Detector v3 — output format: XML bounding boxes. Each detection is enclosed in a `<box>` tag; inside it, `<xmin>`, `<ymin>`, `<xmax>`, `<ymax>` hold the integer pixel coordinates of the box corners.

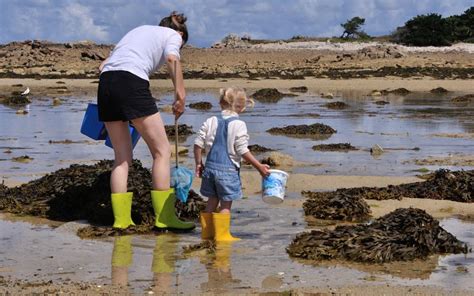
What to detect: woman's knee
<box><xmin>113</xmin><ymin>159</ymin><xmax>132</xmax><ymax>170</ymax></box>
<box><xmin>151</xmin><ymin>142</ymin><xmax>171</xmax><ymax>160</ymax></box>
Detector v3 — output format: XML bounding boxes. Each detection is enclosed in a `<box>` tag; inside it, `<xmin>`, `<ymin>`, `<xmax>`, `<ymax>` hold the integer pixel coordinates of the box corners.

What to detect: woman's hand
<box><xmin>172</xmin><ymin>98</ymin><xmax>185</xmax><ymax>119</ymax></box>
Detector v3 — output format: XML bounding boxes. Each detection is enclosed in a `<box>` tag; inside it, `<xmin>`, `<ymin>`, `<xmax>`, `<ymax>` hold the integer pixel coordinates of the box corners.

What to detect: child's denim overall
<box><xmin>200</xmin><ymin>116</ymin><xmax>242</xmax><ymax>201</ymax></box>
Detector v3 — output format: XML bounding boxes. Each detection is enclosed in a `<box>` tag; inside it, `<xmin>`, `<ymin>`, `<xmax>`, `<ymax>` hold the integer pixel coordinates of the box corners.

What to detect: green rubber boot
<box><xmin>111</xmin><ymin>192</ymin><xmax>136</xmax><ymax>229</ymax></box>
<box><xmin>111</xmin><ymin>235</ymin><xmax>133</xmax><ymax>267</ymax></box>
<box><xmin>151</xmin><ymin>189</ymin><xmax>195</xmax><ymax>230</ymax></box>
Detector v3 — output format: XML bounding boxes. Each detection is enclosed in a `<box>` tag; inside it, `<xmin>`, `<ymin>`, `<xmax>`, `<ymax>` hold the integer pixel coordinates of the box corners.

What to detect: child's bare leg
<box><xmin>205</xmin><ymin>197</ymin><xmax>219</xmax><ymax>213</ymax></box>
<box><xmin>219</xmin><ymin>201</ymin><xmax>232</xmax><ymax>213</ymax></box>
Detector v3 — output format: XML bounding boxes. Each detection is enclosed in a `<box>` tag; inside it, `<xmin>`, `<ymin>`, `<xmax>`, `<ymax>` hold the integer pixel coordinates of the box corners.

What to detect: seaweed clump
<box><xmin>250</xmin><ymin>88</ymin><xmax>296</xmax><ymax>103</ymax></box>
<box><xmin>381</xmin><ymin>88</ymin><xmax>410</xmax><ymax>95</ymax></box>
<box><xmin>302</xmin><ymin>191</ymin><xmax>371</xmax><ymax>222</ymax></box>
<box><xmin>302</xmin><ymin>169</ymin><xmax>473</xmax><ymax>203</ymax></box>
<box><xmin>165</xmin><ymin>124</ymin><xmax>194</xmax><ymax>137</ymax></box>
<box><xmin>267</xmin><ymin>123</ymin><xmax>336</xmax><ymax>137</ymax></box>
<box><xmin>189</xmin><ymin>101</ymin><xmax>213</xmax><ymax>110</ymax></box>
<box><xmin>324</xmin><ymin>101</ymin><xmax>348</xmax><ymax>109</ymax></box>
<box><xmin>0</xmin><ymin>160</ymin><xmax>206</xmax><ymax>237</ymax></box>
<box><xmin>248</xmin><ymin>144</ymin><xmax>274</xmax><ymax>153</ymax></box>
<box><xmin>451</xmin><ymin>94</ymin><xmax>473</xmax><ymax>103</ymax></box>
<box><xmin>312</xmin><ymin>143</ymin><xmax>357</xmax><ymax>152</ymax></box>
<box><xmin>289</xmin><ymin>86</ymin><xmax>308</xmax><ymax>93</ymax></box>
<box><xmin>287</xmin><ymin>208</ymin><xmax>468</xmax><ymax>263</ymax></box>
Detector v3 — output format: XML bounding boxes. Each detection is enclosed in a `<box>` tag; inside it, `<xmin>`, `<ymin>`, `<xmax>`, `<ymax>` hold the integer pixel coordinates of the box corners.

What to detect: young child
<box><xmin>194</xmin><ymin>87</ymin><xmax>270</xmax><ymax>242</ymax></box>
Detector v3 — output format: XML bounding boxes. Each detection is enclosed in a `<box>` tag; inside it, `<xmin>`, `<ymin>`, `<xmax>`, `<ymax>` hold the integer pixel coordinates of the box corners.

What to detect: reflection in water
<box><xmin>151</xmin><ymin>234</ymin><xmax>180</xmax><ymax>294</ymax></box>
<box><xmin>111</xmin><ymin>235</ymin><xmax>133</xmax><ymax>288</ymax></box>
<box><xmin>201</xmin><ymin>242</ymin><xmax>241</xmax><ymax>293</ymax></box>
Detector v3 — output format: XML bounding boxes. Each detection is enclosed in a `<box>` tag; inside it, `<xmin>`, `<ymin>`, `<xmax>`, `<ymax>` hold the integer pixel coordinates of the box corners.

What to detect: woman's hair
<box><xmin>159</xmin><ymin>11</ymin><xmax>189</xmax><ymax>45</ymax></box>
<box><xmin>219</xmin><ymin>87</ymin><xmax>254</xmax><ymax>113</ymax></box>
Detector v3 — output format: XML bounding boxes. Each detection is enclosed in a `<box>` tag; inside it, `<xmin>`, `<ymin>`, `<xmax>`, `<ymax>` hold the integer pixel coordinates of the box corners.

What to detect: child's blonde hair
<box><xmin>219</xmin><ymin>86</ymin><xmax>254</xmax><ymax>113</ymax></box>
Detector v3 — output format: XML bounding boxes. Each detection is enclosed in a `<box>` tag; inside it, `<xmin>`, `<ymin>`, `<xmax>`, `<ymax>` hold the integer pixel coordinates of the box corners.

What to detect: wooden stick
<box><xmin>174</xmin><ymin>60</ymin><xmax>179</xmax><ymax>168</ymax></box>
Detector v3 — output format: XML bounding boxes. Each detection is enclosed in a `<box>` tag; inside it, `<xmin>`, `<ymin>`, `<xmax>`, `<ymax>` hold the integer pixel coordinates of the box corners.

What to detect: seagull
<box><xmin>21</xmin><ymin>87</ymin><xmax>30</xmax><ymax>96</ymax></box>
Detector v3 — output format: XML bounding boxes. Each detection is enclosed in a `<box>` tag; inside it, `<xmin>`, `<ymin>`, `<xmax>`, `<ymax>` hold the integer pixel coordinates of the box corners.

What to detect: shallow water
<box><xmin>0</xmin><ymin>197</ymin><xmax>473</xmax><ymax>293</ymax></box>
<box><xmin>1</xmin><ymin>90</ymin><xmax>473</xmax><ymax>184</ymax></box>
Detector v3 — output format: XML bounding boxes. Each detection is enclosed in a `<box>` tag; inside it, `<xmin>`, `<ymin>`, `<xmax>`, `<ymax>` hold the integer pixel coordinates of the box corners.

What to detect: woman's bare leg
<box><xmin>104</xmin><ymin>121</ymin><xmax>133</xmax><ymax>193</ymax></box>
<box><xmin>132</xmin><ymin>113</ymin><xmax>171</xmax><ymax>190</ymax></box>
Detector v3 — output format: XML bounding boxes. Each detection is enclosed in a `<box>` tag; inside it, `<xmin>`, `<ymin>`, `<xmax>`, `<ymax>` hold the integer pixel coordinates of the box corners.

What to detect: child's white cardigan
<box><xmin>194</xmin><ymin>110</ymin><xmax>250</xmax><ymax>168</ymax></box>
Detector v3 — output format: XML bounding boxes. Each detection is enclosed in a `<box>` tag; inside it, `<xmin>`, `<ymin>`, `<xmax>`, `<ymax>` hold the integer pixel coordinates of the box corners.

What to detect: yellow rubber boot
<box><xmin>111</xmin><ymin>236</ymin><xmax>133</xmax><ymax>267</ymax></box>
<box><xmin>152</xmin><ymin>235</ymin><xmax>178</xmax><ymax>273</ymax></box>
<box><xmin>200</xmin><ymin>212</ymin><xmax>214</xmax><ymax>240</ymax></box>
<box><xmin>111</xmin><ymin>192</ymin><xmax>136</xmax><ymax>229</ymax></box>
<box><xmin>151</xmin><ymin>189</ymin><xmax>195</xmax><ymax>230</ymax></box>
<box><xmin>212</xmin><ymin>213</ymin><xmax>240</xmax><ymax>242</ymax></box>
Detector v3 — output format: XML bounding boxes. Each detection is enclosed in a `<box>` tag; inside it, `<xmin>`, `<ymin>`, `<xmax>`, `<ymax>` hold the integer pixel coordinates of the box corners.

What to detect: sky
<box><xmin>0</xmin><ymin>0</ymin><xmax>472</xmax><ymax>47</ymax></box>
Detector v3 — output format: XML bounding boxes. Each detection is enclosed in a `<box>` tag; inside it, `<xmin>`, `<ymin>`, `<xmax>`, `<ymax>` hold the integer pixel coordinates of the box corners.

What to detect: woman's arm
<box><xmin>166</xmin><ymin>55</ymin><xmax>185</xmax><ymax>119</ymax></box>
<box><xmin>99</xmin><ymin>57</ymin><xmax>109</xmax><ymax>72</ymax></box>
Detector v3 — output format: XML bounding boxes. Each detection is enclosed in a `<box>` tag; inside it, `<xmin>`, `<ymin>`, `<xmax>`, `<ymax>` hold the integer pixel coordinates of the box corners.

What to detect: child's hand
<box><xmin>259</xmin><ymin>164</ymin><xmax>270</xmax><ymax>178</ymax></box>
<box><xmin>195</xmin><ymin>164</ymin><xmax>204</xmax><ymax>178</ymax></box>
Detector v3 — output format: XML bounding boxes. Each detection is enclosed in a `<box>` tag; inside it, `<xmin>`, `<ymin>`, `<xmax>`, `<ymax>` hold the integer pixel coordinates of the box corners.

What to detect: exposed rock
<box><xmin>369</xmin><ymin>91</ymin><xmax>382</xmax><ymax>97</ymax></box>
<box><xmin>52</xmin><ymin>98</ymin><xmax>62</xmax><ymax>106</ymax></box>
<box><xmin>374</xmin><ymin>100</ymin><xmax>389</xmax><ymax>105</ymax></box>
<box><xmin>370</xmin><ymin>144</ymin><xmax>384</xmax><ymax>155</ymax></box>
<box><xmin>320</xmin><ymin>92</ymin><xmax>334</xmax><ymax>99</ymax></box>
<box><xmin>260</xmin><ymin>152</ymin><xmax>293</xmax><ymax>167</ymax></box>
<box><xmin>2</xmin><ymin>94</ymin><xmax>31</xmax><ymax>106</ymax></box>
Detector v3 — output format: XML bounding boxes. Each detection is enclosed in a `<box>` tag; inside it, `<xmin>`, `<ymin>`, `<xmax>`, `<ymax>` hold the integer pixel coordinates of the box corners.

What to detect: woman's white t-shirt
<box><xmin>101</xmin><ymin>25</ymin><xmax>181</xmax><ymax>81</ymax></box>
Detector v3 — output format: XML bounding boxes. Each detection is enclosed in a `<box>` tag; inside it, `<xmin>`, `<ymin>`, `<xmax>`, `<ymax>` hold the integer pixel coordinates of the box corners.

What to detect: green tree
<box><xmin>340</xmin><ymin>17</ymin><xmax>369</xmax><ymax>39</ymax></box>
<box><xmin>393</xmin><ymin>13</ymin><xmax>452</xmax><ymax>46</ymax></box>
<box><xmin>447</xmin><ymin>7</ymin><xmax>474</xmax><ymax>42</ymax></box>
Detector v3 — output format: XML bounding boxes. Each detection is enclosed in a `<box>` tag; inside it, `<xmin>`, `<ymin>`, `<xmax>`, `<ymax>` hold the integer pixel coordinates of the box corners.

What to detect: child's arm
<box><xmin>193</xmin><ymin>144</ymin><xmax>204</xmax><ymax>177</ymax></box>
<box><xmin>242</xmin><ymin>152</ymin><xmax>270</xmax><ymax>177</ymax></box>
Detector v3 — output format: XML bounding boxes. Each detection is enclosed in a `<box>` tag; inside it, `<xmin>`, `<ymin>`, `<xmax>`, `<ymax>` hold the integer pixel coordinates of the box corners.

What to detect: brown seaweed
<box><xmin>287</xmin><ymin>208</ymin><xmax>468</xmax><ymax>263</ymax></box>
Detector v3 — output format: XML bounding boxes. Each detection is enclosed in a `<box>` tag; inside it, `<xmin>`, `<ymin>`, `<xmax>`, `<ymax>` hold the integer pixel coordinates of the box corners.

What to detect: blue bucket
<box><xmin>80</xmin><ymin>103</ymin><xmax>107</xmax><ymax>140</ymax></box>
<box><xmin>105</xmin><ymin>125</ymin><xmax>141</xmax><ymax>149</ymax></box>
<box><xmin>262</xmin><ymin>169</ymin><xmax>289</xmax><ymax>204</ymax></box>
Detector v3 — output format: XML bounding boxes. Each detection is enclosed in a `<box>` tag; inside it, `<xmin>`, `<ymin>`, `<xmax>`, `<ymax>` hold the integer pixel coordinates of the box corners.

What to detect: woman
<box><xmin>98</xmin><ymin>11</ymin><xmax>194</xmax><ymax>230</ymax></box>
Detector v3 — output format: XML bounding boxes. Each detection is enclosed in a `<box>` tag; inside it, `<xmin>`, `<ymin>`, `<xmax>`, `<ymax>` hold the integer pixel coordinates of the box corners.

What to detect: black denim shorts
<box><xmin>97</xmin><ymin>70</ymin><xmax>158</xmax><ymax>122</ymax></box>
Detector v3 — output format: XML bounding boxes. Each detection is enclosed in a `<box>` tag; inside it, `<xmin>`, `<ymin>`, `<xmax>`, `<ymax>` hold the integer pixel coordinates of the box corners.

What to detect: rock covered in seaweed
<box><xmin>302</xmin><ymin>191</ymin><xmax>371</xmax><ymax>222</ymax></box>
<box><xmin>267</xmin><ymin>123</ymin><xmax>336</xmax><ymax>136</ymax></box>
<box><xmin>287</xmin><ymin>208</ymin><xmax>468</xmax><ymax>263</ymax></box>
<box><xmin>165</xmin><ymin>124</ymin><xmax>194</xmax><ymax>137</ymax></box>
<box><xmin>312</xmin><ymin>143</ymin><xmax>357</xmax><ymax>152</ymax></box>
<box><xmin>189</xmin><ymin>101</ymin><xmax>213</xmax><ymax>110</ymax></box>
<box><xmin>0</xmin><ymin>160</ymin><xmax>206</xmax><ymax>237</ymax></box>
<box><xmin>323</xmin><ymin>101</ymin><xmax>348</xmax><ymax>109</ymax></box>
<box><xmin>250</xmin><ymin>88</ymin><xmax>296</xmax><ymax>103</ymax></box>
<box><xmin>305</xmin><ymin>169</ymin><xmax>473</xmax><ymax>203</ymax></box>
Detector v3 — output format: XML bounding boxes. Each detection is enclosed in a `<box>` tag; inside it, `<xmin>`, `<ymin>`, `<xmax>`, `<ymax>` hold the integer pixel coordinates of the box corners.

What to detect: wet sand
<box><xmin>1</xmin><ymin>76</ymin><xmax>474</xmax><ymax>295</ymax></box>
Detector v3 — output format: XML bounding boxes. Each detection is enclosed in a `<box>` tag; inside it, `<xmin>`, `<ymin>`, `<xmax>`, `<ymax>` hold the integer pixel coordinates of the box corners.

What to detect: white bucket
<box><xmin>262</xmin><ymin>169</ymin><xmax>289</xmax><ymax>204</ymax></box>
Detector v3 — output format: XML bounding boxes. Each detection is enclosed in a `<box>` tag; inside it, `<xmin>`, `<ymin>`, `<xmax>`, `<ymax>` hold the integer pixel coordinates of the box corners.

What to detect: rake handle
<box><xmin>174</xmin><ymin>60</ymin><xmax>179</xmax><ymax>169</ymax></box>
